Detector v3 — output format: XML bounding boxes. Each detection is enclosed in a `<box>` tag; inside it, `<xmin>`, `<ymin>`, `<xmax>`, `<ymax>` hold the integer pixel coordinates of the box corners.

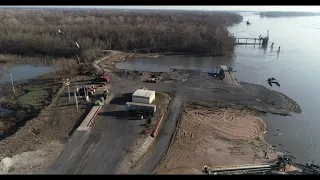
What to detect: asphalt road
<box><xmin>48</xmin><ymin>93</ymin><xmax>144</xmax><ymax>174</ymax></box>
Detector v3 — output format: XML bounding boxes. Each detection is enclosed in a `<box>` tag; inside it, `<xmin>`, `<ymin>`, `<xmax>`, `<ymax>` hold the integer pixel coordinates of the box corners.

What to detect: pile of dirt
<box><xmin>154</xmin><ymin>103</ymin><xmax>279</xmax><ymax>174</ymax></box>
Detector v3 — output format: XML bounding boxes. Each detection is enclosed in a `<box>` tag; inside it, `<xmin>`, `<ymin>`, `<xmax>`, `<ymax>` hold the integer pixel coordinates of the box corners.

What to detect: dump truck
<box><xmin>125</xmin><ymin>102</ymin><xmax>156</xmax><ymax>119</ymax></box>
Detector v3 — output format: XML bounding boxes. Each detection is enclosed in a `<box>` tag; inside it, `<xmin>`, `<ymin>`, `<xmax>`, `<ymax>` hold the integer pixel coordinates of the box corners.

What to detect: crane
<box><xmin>58</xmin><ymin>29</ymin><xmax>81</xmax><ymax>64</ymax></box>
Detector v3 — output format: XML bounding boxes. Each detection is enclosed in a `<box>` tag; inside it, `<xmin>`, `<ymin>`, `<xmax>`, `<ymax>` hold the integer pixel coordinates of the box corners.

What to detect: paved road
<box><xmin>48</xmin><ymin>93</ymin><xmax>144</xmax><ymax>174</ymax></box>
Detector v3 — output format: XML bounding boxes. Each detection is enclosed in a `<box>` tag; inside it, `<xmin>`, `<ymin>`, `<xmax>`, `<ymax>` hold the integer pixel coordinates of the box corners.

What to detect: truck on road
<box><xmin>125</xmin><ymin>102</ymin><xmax>156</xmax><ymax>119</ymax></box>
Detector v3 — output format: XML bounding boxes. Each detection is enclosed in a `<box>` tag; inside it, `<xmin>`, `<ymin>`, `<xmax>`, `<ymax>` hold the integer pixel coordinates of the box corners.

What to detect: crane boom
<box><xmin>58</xmin><ymin>29</ymin><xmax>81</xmax><ymax>63</ymax></box>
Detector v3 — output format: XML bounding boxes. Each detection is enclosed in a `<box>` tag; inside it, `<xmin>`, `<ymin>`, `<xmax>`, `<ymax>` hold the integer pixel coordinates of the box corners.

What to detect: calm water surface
<box><xmin>117</xmin><ymin>12</ymin><xmax>320</xmax><ymax>164</ymax></box>
<box><xmin>0</xmin><ymin>58</ymin><xmax>65</xmax><ymax>84</ymax></box>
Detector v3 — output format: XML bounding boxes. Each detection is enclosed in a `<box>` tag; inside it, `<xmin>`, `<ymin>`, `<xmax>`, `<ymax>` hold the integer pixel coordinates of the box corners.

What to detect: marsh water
<box><xmin>0</xmin><ymin>58</ymin><xmax>63</xmax><ymax>84</ymax></box>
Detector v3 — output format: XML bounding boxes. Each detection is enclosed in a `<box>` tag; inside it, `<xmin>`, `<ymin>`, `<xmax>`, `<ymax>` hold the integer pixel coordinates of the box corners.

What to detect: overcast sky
<box><xmin>6</xmin><ymin>6</ymin><xmax>320</xmax><ymax>13</ymax></box>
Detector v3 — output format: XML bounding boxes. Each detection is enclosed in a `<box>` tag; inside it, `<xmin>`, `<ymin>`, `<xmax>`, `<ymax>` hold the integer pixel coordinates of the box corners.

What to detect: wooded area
<box><xmin>0</xmin><ymin>9</ymin><xmax>242</xmax><ymax>62</ymax></box>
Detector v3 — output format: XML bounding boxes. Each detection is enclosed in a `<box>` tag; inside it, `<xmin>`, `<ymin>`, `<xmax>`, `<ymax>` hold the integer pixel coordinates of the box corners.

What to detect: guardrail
<box><xmin>150</xmin><ymin>116</ymin><xmax>163</xmax><ymax>138</ymax></box>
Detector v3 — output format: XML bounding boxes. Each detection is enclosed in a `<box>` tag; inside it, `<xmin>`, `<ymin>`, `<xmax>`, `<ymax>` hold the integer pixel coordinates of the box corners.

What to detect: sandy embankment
<box><xmin>155</xmin><ymin>103</ymin><xmax>280</xmax><ymax>174</ymax></box>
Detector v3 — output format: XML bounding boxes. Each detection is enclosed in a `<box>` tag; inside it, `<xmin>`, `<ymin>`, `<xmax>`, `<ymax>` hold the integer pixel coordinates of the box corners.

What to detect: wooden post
<box><xmin>237</xmin><ymin>39</ymin><xmax>239</xmax><ymax>43</ymax></box>
<box><xmin>9</xmin><ymin>73</ymin><xmax>16</xmax><ymax>96</ymax></box>
<box><xmin>67</xmin><ymin>86</ymin><xmax>71</xmax><ymax>102</ymax></box>
<box><xmin>246</xmin><ymin>39</ymin><xmax>248</xmax><ymax>44</ymax></box>
<box><xmin>74</xmin><ymin>88</ymin><xmax>79</xmax><ymax>112</ymax></box>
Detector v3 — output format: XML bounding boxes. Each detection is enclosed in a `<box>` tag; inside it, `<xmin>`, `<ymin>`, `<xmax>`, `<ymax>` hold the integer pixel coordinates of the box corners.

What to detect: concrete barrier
<box><xmin>77</xmin><ymin>105</ymin><xmax>102</xmax><ymax>131</ymax></box>
<box><xmin>76</xmin><ymin>94</ymin><xmax>114</xmax><ymax>132</ymax></box>
<box><xmin>150</xmin><ymin>116</ymin><xmax>164</xmax><ymax>138</ymax></box>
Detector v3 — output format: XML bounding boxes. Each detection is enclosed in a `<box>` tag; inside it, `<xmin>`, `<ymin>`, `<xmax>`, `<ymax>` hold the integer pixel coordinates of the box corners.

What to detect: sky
<box><xmin>4</xmin><ymin>6</ymin><xmax>320</xmax><ymax>13</ymax></box>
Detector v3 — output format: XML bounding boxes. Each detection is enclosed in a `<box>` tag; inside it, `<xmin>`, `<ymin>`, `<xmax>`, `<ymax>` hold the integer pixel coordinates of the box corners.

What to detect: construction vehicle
<box><xmin>95</xmin><ymin>73</ymin><xmax>110</xmax><ymax>83</ymax></box>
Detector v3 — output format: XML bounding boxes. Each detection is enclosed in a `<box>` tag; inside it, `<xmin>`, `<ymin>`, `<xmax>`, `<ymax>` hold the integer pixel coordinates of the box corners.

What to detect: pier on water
<box><xmin>235</xmin><ymin>30</ymin><xmax>270</xmax><ymax>46</ymax></box>
<box><xmin>235</xmin><ymin>37</ymin><xmax>268</xmax><ymax>45</ymax></box>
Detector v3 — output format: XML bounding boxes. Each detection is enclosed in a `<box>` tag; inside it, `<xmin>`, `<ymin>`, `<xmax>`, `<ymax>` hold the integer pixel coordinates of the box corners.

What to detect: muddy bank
<box><xmin>113</xmin><ymin>68</ymin><xmax>301</xmax><ymax>116</ymax></box>
<box><xmin>240</xmin><ymin>82</ymin><xmax>302</xmax><ymax>115</ymax></box>
<box><xmin>154</xmin><ymin>102</ymin><xmax>280</xmax><ymax>174</ymax></box>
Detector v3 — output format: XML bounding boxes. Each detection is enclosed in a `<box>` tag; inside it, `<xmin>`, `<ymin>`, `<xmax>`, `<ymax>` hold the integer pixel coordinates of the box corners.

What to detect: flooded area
<box><xmin>0</xmin><ymin>58</ymin><xmax>65</xmax><ymax>84</ymax></box>
<box><xmin>117</xmin><ymin>13</ymin><xmax>320</xmax><ymax>164</ymax></box>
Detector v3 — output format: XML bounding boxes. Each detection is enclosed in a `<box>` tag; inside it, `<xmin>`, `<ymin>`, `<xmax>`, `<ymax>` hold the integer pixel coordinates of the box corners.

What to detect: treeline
<box><xmin>0</xmin><ymin>9</ymin><xmax>242</xmax><ymax>62</ymax></box>
<box><xmin>260</xmin><ymin>11</ymin><xmax>320</xmax><ymax>17</ymax></box>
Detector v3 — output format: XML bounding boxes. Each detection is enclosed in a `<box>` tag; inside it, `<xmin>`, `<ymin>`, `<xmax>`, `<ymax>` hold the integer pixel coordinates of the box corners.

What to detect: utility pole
<box><xmin>74</xmin><ymin>88</ymin><xmax>79</xmax><ymax>112</ymax></box>
<box><xmin>63</xmin><ymin>78</ymin><xmax>71</xmax><ymax>102</ymax></box>
<box><xmin>9</xmin><ymin>73</ymin><xmax>16</xmax><ymax>96</ymax></box>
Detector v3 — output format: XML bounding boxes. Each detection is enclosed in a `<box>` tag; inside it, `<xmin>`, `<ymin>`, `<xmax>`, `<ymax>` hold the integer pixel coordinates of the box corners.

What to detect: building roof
<box><xmin>133</xmin><ymin>89</ymin><xmax>155</xmax><ymax>98</ymax></box>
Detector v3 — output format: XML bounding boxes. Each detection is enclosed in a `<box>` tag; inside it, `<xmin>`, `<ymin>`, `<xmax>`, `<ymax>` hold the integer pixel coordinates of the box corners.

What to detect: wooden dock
<box><xmin>235</xmin><ymin>30</ymin><xmax>270</xmax><ymax>46</ymax></box>
<box><xmin>235</xmin><ymin>37</ymin><xmax>268</xmax><ymax>46</ymax></box>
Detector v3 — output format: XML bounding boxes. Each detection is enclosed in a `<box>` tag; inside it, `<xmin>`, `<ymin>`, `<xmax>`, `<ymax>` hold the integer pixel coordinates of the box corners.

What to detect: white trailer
<box><xmin>132</xmin><ymin>89</ymin><xmax>156</xmax><ymax>104</ymax></box>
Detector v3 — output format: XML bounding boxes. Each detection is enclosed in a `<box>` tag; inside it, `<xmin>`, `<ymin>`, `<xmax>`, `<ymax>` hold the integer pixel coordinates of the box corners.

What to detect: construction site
<box><xmin>0</xmin><ymin>47</ymin><xmax>314</xmax><ymax>174</ymax></box>
<box><xmin>0</xmin><ymin>9</ymin><xmax>316</xmax><ymax>175</ymax></box>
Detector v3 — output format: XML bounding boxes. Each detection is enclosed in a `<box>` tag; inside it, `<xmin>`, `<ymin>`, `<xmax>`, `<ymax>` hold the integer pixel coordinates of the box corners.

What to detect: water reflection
<box><xmin>0</xmin><ymin>58</ymin><xmax>69</xmax><ymax>84</ymax></box>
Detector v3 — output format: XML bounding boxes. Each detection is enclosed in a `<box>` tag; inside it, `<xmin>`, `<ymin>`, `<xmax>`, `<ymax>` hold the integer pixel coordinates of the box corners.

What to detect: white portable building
<box><xmin>132</xmin><ymin>89</ymin><xmax>156</xmax><ymax>104</ymax></box>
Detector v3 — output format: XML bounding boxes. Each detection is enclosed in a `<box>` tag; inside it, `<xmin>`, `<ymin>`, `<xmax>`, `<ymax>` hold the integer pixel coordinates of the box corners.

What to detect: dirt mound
<box><xmin>155</xmin><ymin>103</ymin><xmax>279</xmax><ymax>174</ymax></box>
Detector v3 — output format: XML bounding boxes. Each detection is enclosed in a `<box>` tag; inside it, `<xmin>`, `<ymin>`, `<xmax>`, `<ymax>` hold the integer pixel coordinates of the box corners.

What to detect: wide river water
<box><xmin>117</xmin><ymin>12</ymin><xmax>320</xmax><ymax>164</ymax></box>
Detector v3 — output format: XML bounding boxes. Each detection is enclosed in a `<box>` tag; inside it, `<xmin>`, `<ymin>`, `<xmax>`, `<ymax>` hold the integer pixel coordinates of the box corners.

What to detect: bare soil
<box><xmin>154</xmin><ymin>102</ymin><xmax>280</xmax><ymax>174</ymax></box>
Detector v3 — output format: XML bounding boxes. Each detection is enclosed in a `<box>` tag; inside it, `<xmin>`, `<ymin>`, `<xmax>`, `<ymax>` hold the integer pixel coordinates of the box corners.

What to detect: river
<box><xmin>117</xmin><ymin>12</ymin><xmax>320</xmax><ymax>164</ymax></box>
